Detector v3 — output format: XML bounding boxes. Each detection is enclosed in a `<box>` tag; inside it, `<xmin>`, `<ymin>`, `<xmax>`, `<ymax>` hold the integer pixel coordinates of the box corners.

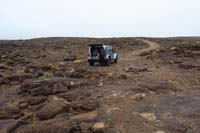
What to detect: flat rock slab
<box><xmin>139</xmin><ymin>80</ymin><xmax>178</xmax><ymax>94</ymax></box>
<box><xmin>0</xmin><ymin>104</ymin><xmax>21</xmax><ymax>120</ymax></box>
<box><xmin>19</xmin><ymin>77</ymin><xmax>90</xmax><ymax>96</ymax></box>
<box><xmin>70</xmin><ymin>111</ymin><xmax>97</xmax><ymax>122</ymax></box>
<box><xmin>134</xmin><ymin>90</ymin><xmax>200</xmax><ymax>132</ymax></box>
<box><xmin>6</xmin><ymin>73</ymin><xmax>33</xmax><ymax>82</ymax></box>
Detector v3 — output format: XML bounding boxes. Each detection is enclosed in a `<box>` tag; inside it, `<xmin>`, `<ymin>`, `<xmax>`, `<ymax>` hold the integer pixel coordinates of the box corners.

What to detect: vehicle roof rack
<box><xmin>88</xmin><ymin>44</ymin><xmax>112</xmax><ymax>47</ymax></box>
<box><xmin>88</xmin><ymin>44</ymin><xmax>104</xmax><ymax>47</ymax></box>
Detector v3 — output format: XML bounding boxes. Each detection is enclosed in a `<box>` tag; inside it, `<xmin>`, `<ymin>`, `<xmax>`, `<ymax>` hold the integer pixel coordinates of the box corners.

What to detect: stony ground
<box><xmin>0</xmin><ymin>37</ymin><xmax>200</xmax><ymax>133</ymax></box>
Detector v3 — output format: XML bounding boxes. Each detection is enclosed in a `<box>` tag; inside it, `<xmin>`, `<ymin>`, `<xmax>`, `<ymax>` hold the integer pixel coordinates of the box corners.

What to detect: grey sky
<box><xmin>0</xmin><ymin>0</ymin><xmax>200</xmax><ymax>39</ymax></box>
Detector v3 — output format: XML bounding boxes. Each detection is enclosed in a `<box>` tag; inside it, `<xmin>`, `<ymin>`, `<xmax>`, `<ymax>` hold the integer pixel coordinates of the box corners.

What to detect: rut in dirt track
<box><xmin>119</xmin><ymin>39</ymin><xmax>160</xmax><ymax>62</ymax></box>
<box><xmin>135</xmin><ymin>39</ymin><xmax>160</xmax><ymax>55</ymax></box>
<box><xmin>102</xmin><ymin>39</ymin><xmax>161</xmax><ymax>76</ymax></box>
<box><xmin>99</xmin><ymin>39</ymin><xmax>163</xmax><ymax>133</ymax></box>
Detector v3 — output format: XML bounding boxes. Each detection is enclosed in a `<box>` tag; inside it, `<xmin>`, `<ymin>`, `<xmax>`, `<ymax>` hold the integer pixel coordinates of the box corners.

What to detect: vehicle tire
<box><xmin>105</xmin><ymin>57</ymin><xmax>111</xmax><ymax>66</ymax></box>
<box><xmin>89</xmin><ymin>61</ymin><xmax>94</xmax><ymax>66</ymax></box>
<box><xmin>114</xmin><ymin>56</ymin><xmax>118</xmax><ymax>63</ymax></box>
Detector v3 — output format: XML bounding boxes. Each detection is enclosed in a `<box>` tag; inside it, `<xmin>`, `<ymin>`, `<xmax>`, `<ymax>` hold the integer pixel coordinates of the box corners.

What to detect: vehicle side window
<box><xmin>105</xmin><ymin>47</ymin><xmax>108</xmax><ymax>51</ymax></box>
<box><xmin>109</xmin><ymin>47</ymin><xmax>112</xmax><ymax>51</ymax></box>
<box><xmin>110</xmin><ymin>47</ymin><xmax>113</xmax><ymax>52</ymax></box>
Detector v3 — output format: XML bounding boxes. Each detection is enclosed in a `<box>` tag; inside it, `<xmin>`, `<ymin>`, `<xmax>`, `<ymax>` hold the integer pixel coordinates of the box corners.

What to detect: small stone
<box><xmin>19</xmin><ymin>102</ymin><xmax>29</xmax><ymax>109</ymax></box>
<box><xmin>170</xmin><ymin>47</ymin><xmax>177</xmax><ymax>50</ymax></box>
<box><xmin>123</xmin><ymin>67</ymin><xmax>129</xmax><ymax>72</ymax></box>
<box><xmin>70</xmin><ymin>111</ymin><xmax>97</xmax><ymax>121</ymax></box>
<box><xmin>93</xmin><ymin>122</ymin><xmax>105</xmax><ymax>132</ymax></box>
<box><xmin>123</xmin><ymin>66</ymin><xmax>148</xmax><ymax>73</ymax></box>
<box><xmin>64</xmin><ymin>55</ymin><xmax>76</xmax><ymax>61</ymax></box>
<box><xmin>118</xmin><ymin>74</ymin><xmax>128</xmax><ymax>79</ymax></box>
<box><xmin>99</xmin><ymin>79</ymin><xmax>103</xmax><ymax>82</ymax></box>
<box><xmin>131</xmin><ymin>93</ymin><xmax>146</xmax><ymax>101</ymax></box>
<box><xmin>97</xmin><ymin>82</ymin><xmax>103</xmax><ymax>87</ymax></box>
<box><xmin>154</xmin><ymin>131</ymin><xmax>165</xmax><ymax>133</ymax></box>
<box><xmin>106</xmin><ymin>107</ymin><xmax>120</xmax><ymax>114</ymax></box>
<box><xmin>70</xmin><ymin>81</ymin><xmax>74</xmax><ymax>86</ymax></box>
<box><xmin>107</xmin><ymin>73</ymin><xmax>113</xmax><ymax>78</ymax></box>
<box><xmin>168</xmin><ymin>60</ymin><xmax>174</xmax><ymax>64</ymax></box>
<box><xmin>140</xmin><ymin>113</ymin><xmax>157</xmax><ymax>122</ymax></box>
<box><xmin>0</xmin><ymin>78</ymin><xmax>5</xmax><ymax>84</ymax></box>
<box><xmin>74</xmin><ymin>60</ymin><xmax>82</xmax><ymax>63</ymax></box>
<box><xmin>69</xmin><ymin>69</ymin><xmax>75</xmax><ymax>73</ymax></box>
<box><xmin>69</xmin><ymin>71</ymin><xmax>84</xmax><ymax>78</ymax></box>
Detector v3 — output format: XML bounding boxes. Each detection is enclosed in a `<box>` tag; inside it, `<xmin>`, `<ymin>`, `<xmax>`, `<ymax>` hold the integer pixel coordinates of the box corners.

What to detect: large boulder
<box><xmin>140</xmin><ymin>81</ymin><xmax>178</xmax><ymax>94</ymax></box>
<box><xmin>179</xmin><ymin>61</ymin><xmax>200</xmax><ymax>69</ymax></box>
<box><xmin>0</xmin><ymin>78</ymin><xmax>5</xmax><ymax>84</ymax></box>
<box><xmin>123</xmin><ymin>66</ymin><xmax>148</xmax><ymax>74</ymax></box>
<box><xmin>13</xmin><ymin>117</ymin><xmax>73</xmax><ymax>133</ymax></box>
<box><xmin>0</xmin><ymin>114</ymin><xmax>34</xmax><ymax>133</ymax></box>
<box><xmin>13</xmin><ymin>112</ymin><xmax>98</xmax><ymax>133</ymax></box>
<box><xmin>19</xmin><ymin>96</ymin><xmax>46</xmax><ymax>109</ymax></box>
<box><xmin>0</xmin><ymin>119</ymin><xmax>22</xmax><ymax>133</ymax></box>
<box><xmin>6</xmin><ymin>73</ymin><xmax>33</xmax><ymax>82</ymax></box>
<box><xmin>72</xmin><ymin>99</ymin><xmax>98</xmax><ymax>112</ymax></box>
<box><xmin>19</xmin><ymin>77</ymin><xmax>89</xmax><ymax>96</ymax></box>
<box><xmin>64</xmin><ymin>55</ymin><xmax>76</xmax><ymax>61</ymax></box>
<box><xmin>36</xmin><ymin>96</ymin><xmax>70</xmax><ymax>120</ymax></box>
<box><xmin>0</xmin><ymin>104</ymin><xmax>21</xmax><ymax>119</ymax></box>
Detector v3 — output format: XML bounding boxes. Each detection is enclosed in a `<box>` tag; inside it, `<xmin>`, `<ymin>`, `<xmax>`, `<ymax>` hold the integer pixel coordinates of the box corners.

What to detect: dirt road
<box><xmin>97</xmin><ymin>39</ymin><xmax>162</xmax><ymax>133</ymax></box>
<box><xmin>132</xmin><ymin>39</ymin><xmax>160</xmax><ymax>56</ymax></box>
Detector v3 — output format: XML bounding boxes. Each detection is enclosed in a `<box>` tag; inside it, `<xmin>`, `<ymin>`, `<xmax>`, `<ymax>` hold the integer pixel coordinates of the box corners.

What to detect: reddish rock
<box><xmin>36</xmin><ymin>96</ymin><xmax>70</xmax><ymax>120</ymax></box>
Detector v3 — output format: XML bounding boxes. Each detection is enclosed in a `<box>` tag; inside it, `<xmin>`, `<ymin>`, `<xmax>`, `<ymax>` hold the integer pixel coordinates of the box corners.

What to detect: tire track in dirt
<box><xmin>98</xmin><ymin>39</ymin><xmax>161</xmax><ymax>133</ymax></box>
<box><xmin>120</xmin><ymin>39</ymin><xmax>160</xmax><ymax>61</ymax></box>
<box><xmin>131</xmin><ymin>39</ymin><xmax>160</xmax><ymax>56</ymax></box>
<box><xmin>97</xmin><ymin>39</ymin><xmax>161</xmax><ymax>77</ymax></box>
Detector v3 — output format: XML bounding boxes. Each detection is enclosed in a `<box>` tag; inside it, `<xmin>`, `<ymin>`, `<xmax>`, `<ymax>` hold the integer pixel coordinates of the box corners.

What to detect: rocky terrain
<box><xmin>0</xmin><ymin>37</ymin><xmax>200</xmax><ymax>133</ymax></box>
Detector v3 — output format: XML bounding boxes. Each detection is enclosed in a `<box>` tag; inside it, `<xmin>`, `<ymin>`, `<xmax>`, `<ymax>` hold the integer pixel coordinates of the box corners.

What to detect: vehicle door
<box><xmin>110</xmin><ymin>47</ymin><xmax>115</xmax><ymax>60</ymax></box>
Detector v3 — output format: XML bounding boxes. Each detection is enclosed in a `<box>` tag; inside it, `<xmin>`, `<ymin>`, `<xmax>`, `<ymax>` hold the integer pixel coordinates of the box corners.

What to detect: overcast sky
<box><xmin>0</xmin><ymin>0</ymin><xmax>200</xmax><ymax>39</ymax></box>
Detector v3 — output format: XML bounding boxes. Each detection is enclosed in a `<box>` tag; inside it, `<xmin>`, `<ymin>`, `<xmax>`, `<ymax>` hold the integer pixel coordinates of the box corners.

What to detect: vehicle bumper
<box><xmin>88</xmin><ymin>59</ymin><xmax>106</xmax><ymax>63</ymax></box>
